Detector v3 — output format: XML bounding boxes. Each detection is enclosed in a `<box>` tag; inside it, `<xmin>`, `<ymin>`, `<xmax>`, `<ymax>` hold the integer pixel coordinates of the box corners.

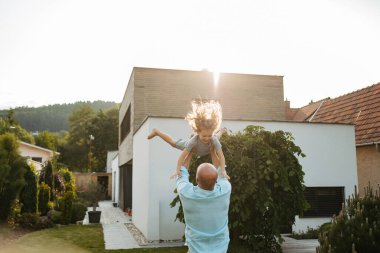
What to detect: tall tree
<box><xmin>35</xmin><ymin>131</ymin><xmax>58</xmax><ymax>151</ymax></box>
<box><xmin>87</xmin><ymin>107</ymin><xmax>119</xmax><ymax>171</ymax></box>
<box><xmin>59</xmin><ymin>105</ymin><xmax>95</xmax><ymax>171</ymax></box>
<box><xmin>0</xmin><ymin>133</ymin><xmax>27</xmax><ymax>221</ymax></box>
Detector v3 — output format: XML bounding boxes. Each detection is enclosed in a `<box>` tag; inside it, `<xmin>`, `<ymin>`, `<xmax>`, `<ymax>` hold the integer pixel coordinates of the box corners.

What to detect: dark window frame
<box><xmin>302</xmin><ymin>187</ymin><xmax>345</xmax><ymax>218</ymax></box>
<box><xmin>120</xmin><ymin>105</ymin><xmax>131</xmax><ymax>142</ymax></box>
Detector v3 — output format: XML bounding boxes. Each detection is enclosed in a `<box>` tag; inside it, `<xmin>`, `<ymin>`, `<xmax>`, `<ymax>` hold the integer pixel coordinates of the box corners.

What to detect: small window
<box><xmin>302</xmin><ymin>187</ymin><xmax>345</xmax><ymax>218</ymax></box>
<box><xmin>31</xmin><ymin>157</ymin><xmax>43</xmax><ymax>163</ymax></box>
<box><xmin>121</xmin><ymin>105</ymin><xmax>131</xmax><ymax>142</ymax></box>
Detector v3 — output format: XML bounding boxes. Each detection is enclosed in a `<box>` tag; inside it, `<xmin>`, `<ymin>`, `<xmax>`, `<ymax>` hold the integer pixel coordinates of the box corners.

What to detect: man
<box><xmin>176</xmin><ymin>162</ymin><xmax>232</xmax><ymax>253</ymax></box>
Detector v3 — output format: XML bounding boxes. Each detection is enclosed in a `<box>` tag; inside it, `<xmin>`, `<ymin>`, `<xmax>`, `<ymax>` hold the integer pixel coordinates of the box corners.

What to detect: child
<box><xmin>147</xmin><ymin>99</ymin><xmax>230</xmax><ymax>179</ymax></box>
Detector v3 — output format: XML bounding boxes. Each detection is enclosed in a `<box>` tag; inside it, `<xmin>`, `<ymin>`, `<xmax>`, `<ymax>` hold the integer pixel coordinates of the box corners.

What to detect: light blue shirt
<box><xmin>176</xmin><ymin>166</ymin><xmax>231</xmax><ymax>253</ymax></box>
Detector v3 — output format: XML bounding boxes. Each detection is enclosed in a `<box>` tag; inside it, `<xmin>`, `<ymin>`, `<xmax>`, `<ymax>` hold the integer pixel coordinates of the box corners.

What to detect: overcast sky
<box><xmin>1</xmin><ymin>0</ymin><xmax>379</xmax><ymax>109</ymax></box>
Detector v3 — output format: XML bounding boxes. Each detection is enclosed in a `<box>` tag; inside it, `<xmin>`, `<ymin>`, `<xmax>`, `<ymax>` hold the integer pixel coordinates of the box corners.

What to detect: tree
<box><xmin>0</xmin><ymin>133</ymin><xmax>27</xmax><ymax>221</ymax></box>
<box><xmin>20</xmin><ymin>164</ymin><xmax>39</xmax><ymax>214</ymax></box>
<box><xmin>59</xmin><ymin>105</ymin><xmax>95</xmax><ymax>171</ymax></box>
<box><xmin>171</xmin><ymin>126</ymin><xmax>308</xmax><ymax>252</ymax></box>
<box><xmin>35</xmin><ymin>131</ymin><xmax>58</xmax><ymax>151</ymax></box>
<box><xmin>87</xmin><ymin>107</ymin><xmax>119</xmax><ymax>171</ymax></box>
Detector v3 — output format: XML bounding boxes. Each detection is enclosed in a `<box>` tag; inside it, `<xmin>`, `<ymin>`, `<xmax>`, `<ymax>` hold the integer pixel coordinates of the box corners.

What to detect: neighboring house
<box><xmin>18</xmin><ymin>141</ymin><xmax>59</xmax><ymax>172</ymax></box>
<box><xmin>287</xmin><ymin>83</ymin><xmax>380</xmax><ymax>196</ymax></box>
<box><xmin>118</xmin><ymin>67</ymin><xmax>358</xmax><ymax>240</ymax></box>
<box><xmin>74</xmin><ymin>172</ymin><xmax>112</xmax><ymax>199</ymax></box>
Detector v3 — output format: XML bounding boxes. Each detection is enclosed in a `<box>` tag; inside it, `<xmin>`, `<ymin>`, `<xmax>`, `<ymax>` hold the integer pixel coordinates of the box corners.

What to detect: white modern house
<box><xmin>117</xmin><ymin>67</ymin><xmax>358</xmax><ymax>241</ymax></box>
<box><xmin>131</xmin><ymin>117</ymin><xmax>357</xmax><ymax>239</ymax></box>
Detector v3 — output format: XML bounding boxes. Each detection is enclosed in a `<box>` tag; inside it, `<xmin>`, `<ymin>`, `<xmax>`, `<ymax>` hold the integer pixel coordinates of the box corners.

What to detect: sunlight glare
<box><xmin>213</xmin><ymin>71</ymin><xmax>220</xmax><ymax>87</ymax></box>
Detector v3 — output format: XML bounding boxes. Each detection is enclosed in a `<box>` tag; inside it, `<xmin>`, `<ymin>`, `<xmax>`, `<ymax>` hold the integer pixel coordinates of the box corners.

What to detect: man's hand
<box><xmin>221</xmin><ymin>170</ymin><xmax>230</xmax><ymax>180</ymax></box>
<box><xmin>170</xmin><ymin>169</ymin><xmax>182</xmax><ymax>179</ymax></box>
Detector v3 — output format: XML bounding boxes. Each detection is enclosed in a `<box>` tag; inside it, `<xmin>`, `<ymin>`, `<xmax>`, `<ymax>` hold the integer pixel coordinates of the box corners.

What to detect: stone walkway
<box><xmin>83</xmin><ymin>201</ymin><xmax>140</xmax><ymax>250</ymax></box>
<box><xmin>83</xmin><ymin>201</ymin><xmax>319</xmax><ymax>251</ymax></box>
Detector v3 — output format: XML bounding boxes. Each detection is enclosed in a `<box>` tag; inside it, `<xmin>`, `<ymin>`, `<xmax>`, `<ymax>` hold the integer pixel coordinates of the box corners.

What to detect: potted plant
<box><xmin>85</xmin><ymin>181</ymin><xmax>105</xmax><ymax>223</ymax></box>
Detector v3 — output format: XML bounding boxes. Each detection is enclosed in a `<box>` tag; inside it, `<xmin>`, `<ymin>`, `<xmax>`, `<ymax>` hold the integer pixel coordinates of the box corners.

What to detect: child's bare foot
<box><xmin>147</xmin><ymin>128</ymin><xmax>158</xmax><ymax>139</ymax></box>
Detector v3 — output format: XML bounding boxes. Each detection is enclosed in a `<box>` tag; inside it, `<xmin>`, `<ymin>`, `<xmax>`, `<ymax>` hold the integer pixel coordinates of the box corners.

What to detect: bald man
<box><xmin>176</xmin><ymin>163</ymin><xmax>231</xmax><ymax>253</ymax></box>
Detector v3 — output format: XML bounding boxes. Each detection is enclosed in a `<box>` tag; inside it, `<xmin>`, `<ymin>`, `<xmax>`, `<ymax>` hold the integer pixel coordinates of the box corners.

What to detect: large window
<box><xmin>121</xmin><ymin>105</ymin><xmax>131</xmax><ymax>142</ymax></box>
<box><xmin>302</xmin><ymin>187</ymin><xmax>345</xmax><ymax>218</ymax></box>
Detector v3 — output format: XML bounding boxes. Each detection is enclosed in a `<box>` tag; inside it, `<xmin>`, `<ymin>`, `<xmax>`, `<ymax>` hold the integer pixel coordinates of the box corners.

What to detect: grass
<box><xmin>1</xmin><ymin>224</ymin><xmax>188</xmax><ymax>253</ymax></box>
<box><xmin>1</xmin><ymin>224</ymin><xmax>253</xmax><ymax>253</ymax></box>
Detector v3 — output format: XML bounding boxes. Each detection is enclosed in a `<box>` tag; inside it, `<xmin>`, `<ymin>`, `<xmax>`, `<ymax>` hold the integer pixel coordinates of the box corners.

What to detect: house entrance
<box><xmin>123</xmin><ymin>163</ymin><xmax>133</xmax><ymax>210</ymax></box>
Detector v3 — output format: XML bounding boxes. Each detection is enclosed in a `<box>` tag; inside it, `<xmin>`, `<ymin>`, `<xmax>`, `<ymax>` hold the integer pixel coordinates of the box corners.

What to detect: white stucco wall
<box><xmin>133</xmin><ymin>117</ymin><xmax>357</xmax><ymax>239</ymax></box>
<box><xmin>111</xmin><ymin>154</ymin><xmax>120</xmax><ymax>205</ymax></box>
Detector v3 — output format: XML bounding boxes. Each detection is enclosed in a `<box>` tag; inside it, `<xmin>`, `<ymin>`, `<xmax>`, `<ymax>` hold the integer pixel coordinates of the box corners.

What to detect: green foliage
<box><xmin>0</xmin><ymin>117</ymin><xmax>34</xmax><ymax>144</ymax></box>
<box><xmin>171</xmin><ymin>125</ymin><xmax>307</xmax><ymax>252</ymax></box>
<box><xmin>60</xmin><ymin>190</ymin><xmax>75</xmax><ymax>224</ymax></box>
<box><xmin>47</xmin><ymin>209</ymin><xmax>63</xmax><ymax>224</ymax></box>
<box><xmin>71</xmin><ymin>201</ymin><xmax>88</xmax><ymax>223</ymax></box>
<box><xmin>317</xmin><ymin>184</ymin><xmax>380</xmax><ymax>253</ymax></box>
<box><xmin>290</xmin><ymin>226</ymin><xmax>320</xmax><ymax>239</ymax></box>
<box><xmin>0</xmin><ymin>133</ymin><xmax>27</xmax><ymax>221</ymax></box>
<box><xmin>0</xmin><ymin>100</ymin><xmax>118</xmax><ymax>132</ymax></box>
<box><xmin>20</xmin><ymin>164</ymin><xmax>39</xmax><ymax>214</ymax></box>
<box><xmin>38</xmin><ymin>182</ymin><xmax>51</xmax><ymax>215</ymax></box>
<box><xmin>35</xmin><ymin>131</ymin><xmax>58</xmax><ymax>151</ymax></box>
<box><xmin>16</xmin><ymin>212</ymin><xmax>54</xmax><ymax>229</ymax></box>
<box><xmin>87</xmin><ymin>107</ymin><xmax>119</xmax><ymax>171</ymax></box>
<box><xmin>40</xmin><ymin>160</ymin><xmax>55</xmax><ymax>200</ymax></box>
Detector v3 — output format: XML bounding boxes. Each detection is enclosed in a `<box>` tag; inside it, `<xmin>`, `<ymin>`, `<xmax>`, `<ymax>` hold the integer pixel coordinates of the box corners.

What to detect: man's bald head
<box><xmin>196</xmin><ymin>163</ymin><xmax>218</xmax><ymax>191</ymax></box>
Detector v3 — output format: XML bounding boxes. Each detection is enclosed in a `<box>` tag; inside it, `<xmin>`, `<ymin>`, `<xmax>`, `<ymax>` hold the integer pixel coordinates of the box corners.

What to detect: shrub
<box><xmin>20</xmin><ymin>164</ymin><xmax>39</xmax><ymax>214</ymax></box>
<box><xmin>38</xmin><ymin>182</ymin><xmax>51</xmax><ymax>215</ymax></box>
<box><xmin>71</xmin><ymin>201</ymin><xmax>88</xmax><ymax>223</ymax></box>
<box><xmin>16</xmin><ymin>212</ymin><xmax>54</xmax><ymax>229</ymax></box>
<box><xmin>317</xmin><ymin>184</ymin><xmax>380</xmax><ymax>253</ymax></box>
<box><xmin>0</xmin><ymin>133</ymin><xmax>27</xmax><ymax>221</ymax></box>
<box><xmin>60</xmin><ymin>190</ymin><xmax>75</xmax><ymax>224</ymax></box>
<box><xmin>47</xmin><ymin>209</ymin><xmax>63</xmax><ymax>224</ymax></box>
<box><xmin>171</xmin><ymin>126</ymin><xmax>307</xmax><ymax>252</ymax></box>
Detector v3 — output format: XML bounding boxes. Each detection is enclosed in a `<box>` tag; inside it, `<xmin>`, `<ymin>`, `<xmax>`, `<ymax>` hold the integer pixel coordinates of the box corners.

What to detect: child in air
<box><xmin>147</xmin><ymin>99</ymin><xmax>230</xmax><ymax>179</ymax></box>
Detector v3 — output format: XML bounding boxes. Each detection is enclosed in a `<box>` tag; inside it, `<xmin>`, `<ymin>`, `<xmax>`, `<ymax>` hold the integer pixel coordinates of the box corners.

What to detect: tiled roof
<box><xmin>310</xmin><ymin>83</ymin><xmax>380</xmax><ymax>145</ymax></box>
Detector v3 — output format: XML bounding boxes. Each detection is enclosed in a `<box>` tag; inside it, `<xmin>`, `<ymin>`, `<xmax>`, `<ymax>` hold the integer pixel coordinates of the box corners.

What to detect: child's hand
<box><xmin>221</xmin><ymin>170</ymin><xmax>230</xmax><ymax>180</ymax></box>
<box><xmin>169</xmin><ymin>169</ymin><xmax>182</xmax><ymax>179</ymax></box>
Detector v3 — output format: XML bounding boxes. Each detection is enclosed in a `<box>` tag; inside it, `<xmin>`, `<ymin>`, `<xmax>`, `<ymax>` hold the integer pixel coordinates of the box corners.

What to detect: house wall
<box><xmin>18</xmin><ymin>144</ymin><xmax>52</xmax><ymax>164</ymax></box>
<box><xmin>111</xmin><ymin>154</ymin><xmax>120</xmax><ymax>204</ymax></box>
<box><xmin>356</xmin><ymin>145</ymin><xmax>380</xmax><ymax>196</ymax></box>
<box><xmin>133</xmin><ymin>117</ymin><xmax>357</xmax><ymax>239</ymax></box>
<box><xmin>132</xmin><ymin>68</ymin><xmax>285</xmax><ymax>132</ymax></box>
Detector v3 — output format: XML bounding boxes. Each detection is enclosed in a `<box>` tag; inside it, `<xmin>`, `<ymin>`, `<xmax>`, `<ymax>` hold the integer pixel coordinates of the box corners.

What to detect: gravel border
<box><xmin>125</xmin><ymin>223</ymin><xmax>184</xmax><ymax>247</ymax></box>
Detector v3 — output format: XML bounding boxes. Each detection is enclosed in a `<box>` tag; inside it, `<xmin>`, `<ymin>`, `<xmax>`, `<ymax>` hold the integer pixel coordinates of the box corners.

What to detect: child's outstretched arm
<box><xmin>170</xmin><ymin>149</ymin><xmax>190</xmax><ymax>179</ymax></box>
<box><xmin>216</xmin><ymin>149</ymin><xmax>230</xmax><ymax>179</ymax></box>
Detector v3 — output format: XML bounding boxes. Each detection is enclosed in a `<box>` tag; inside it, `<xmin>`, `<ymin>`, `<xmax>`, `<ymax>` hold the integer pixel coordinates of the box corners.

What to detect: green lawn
<box><xmin>1</xmin><ymin>224</ymin><xmax>251</xmax><ymax>253</ymax></box>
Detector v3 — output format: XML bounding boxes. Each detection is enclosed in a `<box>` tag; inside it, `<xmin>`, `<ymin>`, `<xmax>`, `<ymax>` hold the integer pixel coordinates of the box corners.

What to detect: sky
<box><xmin>0</xmin><ymin>0</ymin><xmax>379</xmax><ymax>109</ymax></box>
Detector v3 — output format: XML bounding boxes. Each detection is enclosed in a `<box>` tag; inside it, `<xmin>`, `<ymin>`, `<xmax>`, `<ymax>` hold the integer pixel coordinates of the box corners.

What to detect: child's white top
<box><xmin>184</xmin><ymin>134</ymin><xmax>222</xmax><ymax>156</ymax></box>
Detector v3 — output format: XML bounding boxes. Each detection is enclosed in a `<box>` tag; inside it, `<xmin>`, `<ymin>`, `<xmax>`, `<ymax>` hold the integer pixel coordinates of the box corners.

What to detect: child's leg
<box><xmin>210</xmin><ymin>148</ymin><xmax>220</xmax><ymax>168</ymax></box>
<box><xmin>147</xmin><ymin>128</ymin><xmax>177</xmax><ymax>147</ymax></box>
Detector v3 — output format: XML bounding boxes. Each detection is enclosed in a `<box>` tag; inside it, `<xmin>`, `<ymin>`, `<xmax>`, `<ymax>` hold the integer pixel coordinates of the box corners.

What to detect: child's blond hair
<box><xmin>185</xmin><ymin>99</ymin><xmax>222</xmax><ymax>133</ymax></box>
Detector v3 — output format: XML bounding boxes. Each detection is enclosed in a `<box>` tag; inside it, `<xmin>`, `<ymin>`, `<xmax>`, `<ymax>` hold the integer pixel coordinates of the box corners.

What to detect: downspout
<box><xmin>308</xmin><ymin>101</ymin><xmax>325</xmax><ymax>122</ymax></box>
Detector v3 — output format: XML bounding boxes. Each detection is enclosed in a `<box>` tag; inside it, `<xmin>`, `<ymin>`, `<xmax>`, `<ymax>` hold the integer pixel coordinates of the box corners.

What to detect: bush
<box><xmin>71</xmin><ymin>201</ymin><xmax>88</xmax><ymax>223</ymax></box>
<box><xmin>317</xmin><ymin>184</ymin><xmax>380</xmax><ymax>253</ymax></box>
<box><xmin>47</xmin><ymin>209</ymin><xmax>63</xmax><ymax>224</ymax></box>
<box><xmin>171</xmin><ymin>126</ymin><xmax>307</xmax><ymax>252</ymax></box>
<box><xmin>0</xmin><ymin>133</ymin><xmax>27</xmax><ymax>221</ymax></box>
<box><xmin>16</xmin><ymin>212</ymin><xmax>54</xmax><ymax>229</ymax></box>
<box><xmin>38</xmin><ymin>182</ymin><xmax>51</xmax><ymax>215</ymax></box>
<box><xmin>60</xmin><ymin>190</ymin><xmax>75</xmax><ymax>225</ymax></box>
<box><xmin>290</xmin><ymin>226</ymin><xmax>320</xmax><ymax>239</ymax></box>
<box><xmin>20</xmin><ymin>164</ymin><xmax>38</xmax><ymax>214</ymax></box>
